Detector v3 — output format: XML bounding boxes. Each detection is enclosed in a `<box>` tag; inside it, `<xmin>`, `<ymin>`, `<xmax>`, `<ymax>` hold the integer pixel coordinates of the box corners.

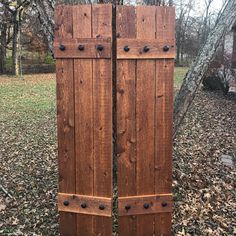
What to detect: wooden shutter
<box><xmin>55</xmin><ymin>4</ymin><xmax>175</xmax><ymax>235</ymax></box>
<box><xmin>116</xmin><ymin>6</ymin><xmax>175</xmax><ymax>236</ymax></box>
<box><xmin>55</xmin><ymin>4</ymin><xmax>113</xmax><ymax>236</ymax></box>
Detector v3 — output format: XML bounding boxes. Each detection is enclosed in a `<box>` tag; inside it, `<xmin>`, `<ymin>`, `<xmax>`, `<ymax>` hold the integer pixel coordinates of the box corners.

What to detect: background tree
<box><xmin>201</xmin><ymin>0</ymin><xmax>214</xmax><ymax>45</ymax></box>
<box><xmin>1</xmin><ymin>0</ymin><xmax>30</xmax><ymax>76</ymax></box>
<box><xmin>174</xmin><ymin>0</ymin><xmax>236</xmax><ymax>136</ymax></box>
<box><xmin>0</xmin><ymin>4</ymin><xmax>9</xmax><ymax>74</ymax></box>
<box><xmin>175</xmin><ymin>0</ymin><xmax>194</xmax><ymax>65</ymax></box>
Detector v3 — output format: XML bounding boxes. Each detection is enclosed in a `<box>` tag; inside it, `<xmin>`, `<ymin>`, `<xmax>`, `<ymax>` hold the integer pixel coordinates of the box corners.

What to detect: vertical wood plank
<box><xmin>155</xmin><ymin>7</ymin><xmax>175</xmax><ymax>235</ymax></box>
<box><xmin>117</xmin><ymin>6</ymin><xmax>137</xmax><ymax>236</ymax></box>
<box><xmin>155</xmin><ymin>59</ymin><xmax>174</xmax><ymax>236</ymax></box>
<box><xmin>136</xmin><ymin>6</ymin><xmax>156</xmax><ymax>236</ymax></box>
<box><xmin>117</xmin><ymin>61</ymin><xmax>136</xmax><ymax>197</ymax></box>
<box><xmin>73</xmin><ymin>5</ymin><xmax>92</xmax><ymax>39</ymax></box>
<box><xmin>73</xmin><ymin>5</ymin><xmax>94</xmax><ymax>236</ymax></box>
<box><xmin>92</xmin><ymin>4</ymin><xmax>113</xmax><ymax>236</ymax></box>
<box><xmin>55</xmin><ymin>5</ymin><xmax>76</xmax><ymax>236</ymax></box>
<box><xmin>55</xmin><ymin>5</ymin><xmax>73</xmax><ymax>41</ymax></box>
<box><xmin>156</xmin><ymin>7</ymin><xmax>175</xmax><ymax>41</ymax></box>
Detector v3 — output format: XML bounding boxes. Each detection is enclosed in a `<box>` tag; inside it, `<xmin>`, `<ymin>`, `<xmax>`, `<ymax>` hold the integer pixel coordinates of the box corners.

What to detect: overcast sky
<box><xmin>198</xmin><ymin>0</ymin><xmax>224</xmax><ymax>10</ymax></box>
<box><xmin>191</xmin><ymin>0</ymin><xmax>224</xmax><ymax>17</ymax></box>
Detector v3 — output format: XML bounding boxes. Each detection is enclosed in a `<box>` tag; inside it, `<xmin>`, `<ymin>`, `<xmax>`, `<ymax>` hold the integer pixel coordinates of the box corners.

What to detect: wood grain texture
<box><xmin>73</xmin><ymin>5</ymin><xmax>94</xmax><ymax>236</ymax></box>
<box><xmin>117</xmin><ymin>6</ymin><xmax>175</xmax><ymax>236</ymax></box>
<box><xmin>58</xmin><ymin>193</ymin><xmax>112</xmax><ymax>217</ymax></box>
<box><xmin>155</xmin><ymin>7</ymin><xmax>175</xmax><ymax>235</ymax></box>
<box><xmin>136</xmin><ymin>6</ymin><xmax>156</xmax><ymax>236</ymax></box>
<box><xmin>92</xmin><ymin>4</ymin><xmax>113</xmax><ymax>236</ymax></box>
<box><xmin>55</xmin><ymin>5</ymin><xmax>73</xmax><ymax>40</ymax></box>
<box><xmin>54</xmin><ymin>38</ymin><xmax>111</xmax><ymax>59</ymax></box>
<box><xmin>73</xmin><ymin>5</ymin><xmax>92</xmax><ymax>38</ymax></box>
<box><xmin>117</xmin><ymin>5</ymin><xmax>137</xmax><ymax>236</ymax></box>
<box><xmin>55</xmin><ymin>5</ymin><xmax>76</xmax><ymax>236</ymax></box>
<box><xmin>118</xmin><ymin>194</ymin><xmax>173</xmax><ymax>216</ymax></box>
<box><xmin>92</xmin><ymin>4</ymin><xmax>112</xmax><ymax>39</ymax></box>
<box><xmin>55</xmin><ymin>5</ymin><xmax>175</xmax><ymax>236</ymax></box>
<box><xmin>117</xmin><ymin>38</ymin><xmax>175</xmax><ymax>59</ymax></box>
<box><xmin>156</xmin><ymin>7</ymin><xmax>175</xmax><ymax>41</ymax></box>
<box><xmin>155</xmin><ymin>59</ymin><xmax>174</xmax><ymax>236</ymax></box>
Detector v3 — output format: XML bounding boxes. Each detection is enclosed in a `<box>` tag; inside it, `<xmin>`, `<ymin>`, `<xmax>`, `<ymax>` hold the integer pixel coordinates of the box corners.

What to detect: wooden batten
<box><xmin>117</xmin><ymin>38</ymin><xmax>175</xmax><ymax>59</ymax></box>
<box><xmin>58</xmin><ymin>193</ymin><xmax>112</xmax><ymax>217</ymax></box>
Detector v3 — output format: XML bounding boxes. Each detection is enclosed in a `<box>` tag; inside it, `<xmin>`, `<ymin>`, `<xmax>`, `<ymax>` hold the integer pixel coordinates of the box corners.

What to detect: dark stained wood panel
<box><xmin>58</xmin><ymin>193</ymin><xmax>112</xmax><ymax>217</ymax></box>
<box><xmin>73</xmin><ymin>5</ymin><xmax>94</xmax><ymax>236</ymax></box>
<box><xmin>54</xmin><ymin>38</ymin><xmax>111</xmax><ymax>59</ymax></box>
<box><xmin>92</xmin><ymin>4</ymin><xmax>113</xmax><ymax>236</ymax></box>
<box><xmin>117</xmin><ymin>5</ymin><xmax>137</xmax><ymax>236</ymax></box>
<box><xmin>117</xmin><ymin>5</ymin><xmax>175</xmax><ymax>236</ymax></box>
<box><xmin>136</xmin><ymin>6</ymin><xmax>156</xmax><ymax>236</ymax></box>
<box><xmin>117</xmin><ymin>38</ymin><xmax>175</xmax><ymax>59</ymax></box>
<box><xmin>55</xmin><ymin>4</ymin><xmax>175</xmax><ymax>236</ymax></box>
<box><xmin>155</xmin><ymin>7</ymin><xmax>175</xmax><ymax>236</ymax></box>
<box><xmin>55</xmin><ymin>5</ymin><xmax>77</xmax><ymax>236</ymax></box>
<box><xmin>56</xmin><ymin>4</ymin><xmax>113</xmax><ymax>236</ymax></box>
<box><xmin>118</xmin><ymin>194</ymin><xmax>173</xmax><ymax>216</ymax></box>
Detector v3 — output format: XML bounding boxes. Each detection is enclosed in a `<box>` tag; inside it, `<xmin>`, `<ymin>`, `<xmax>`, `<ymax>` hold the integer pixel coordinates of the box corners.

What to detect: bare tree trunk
<box><xmin>12</xmin><ymin>12</ymin><xmax>20</xmax><ymax>76</ymax></box>
<box><xmin>174</xmin><ymin>0</ymin><xmax>236</xmax><ymax>136</ymax></box>
<box><xmin>0</xmin><ymin>6</ymin><xmax>9</xmax><ymax>74</ymax></box>
<box><xmin>0</xmin><ymin>23</ymin><xmax>7</xmax><ymax>74</ymax></box>
<box><xmin>32</xmin><ymin>0</ymin><xmax>55</xmax><ymax>52</ymax></box>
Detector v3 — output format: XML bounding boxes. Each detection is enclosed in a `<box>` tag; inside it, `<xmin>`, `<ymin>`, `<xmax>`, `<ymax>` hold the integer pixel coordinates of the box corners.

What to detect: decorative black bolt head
<box><xmin>143</xmin><ymin>45</ymin><xmax>150</xmax><ymax>53</ymax></box>
<box><xmin>125</xmin><ymin>205</ymin><xmax>131</xmax><ymax>211</ymax></box>
<box><xmin>99</xmin><ymin>204</ymin><xmax>105</xmax><ymax>210</ymax></box>
<box><xmin>81</xmin><ymin>203</ymin><xmax>87</xmax><ymax>209</ymax></box>
<box><xmin>63</xmin><ymin>200</ymin><xmax>69</xmax><ymax>206</ymax></box>
<box><xmin>78</xmin><ymin>45</ymin><xmax>85</xmax><ymax>51</ymax></box>
<box><xmin>124</xmin><ymin>45</ymin><xmax>130</xmax><ymax>52</ymax></box>
<box><xmin>143</xmin><ymin>203</ymin><xmax>150</xmax><ymax>209</ymax></box>
<box><xmin>163</xmin><ymin>45</ymin><xmax>170</xmax><ymax>52</ymax></box>
<box><xmin>59</xmin><ymin>44</ymin><xmax>66</xmax><ymax>51</ymax></box>
<box><xmin>162</xmin><ymin>202</ymin><xmax>168</xmax><ymax>207</ymax></box>
<box><xmin>96</xmin><ymin>44</ymin><xmax>104</xmax><ymax>51</ymax></box>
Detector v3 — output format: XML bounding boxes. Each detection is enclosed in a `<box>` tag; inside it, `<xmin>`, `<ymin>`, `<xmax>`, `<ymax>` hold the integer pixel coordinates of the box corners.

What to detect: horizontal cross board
<box><xmin>118</xmin><ymin>194</ymin><xmax>173</xmax><ymax>216</ymax></box>
<box><xmin>117</xmin><ymin>38</ymin><xmax>175</xmax><ymax>59</ymax></box>
<box><xmin>58</xmin><ymin>193</ymin><xmax>112</xmax><ymax>217</ymax></box>
<box><xmin>54</xmin><ymin>38</ymin><xmax>112</xmax><ymax>59</ymax></box>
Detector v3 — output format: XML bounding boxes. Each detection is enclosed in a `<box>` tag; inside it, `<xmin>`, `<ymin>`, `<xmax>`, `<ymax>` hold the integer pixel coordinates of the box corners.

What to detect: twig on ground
<box><xmin>0</xmin><ymin>184</ymin><xmax>13</xmax><ymax>199</ymax></box>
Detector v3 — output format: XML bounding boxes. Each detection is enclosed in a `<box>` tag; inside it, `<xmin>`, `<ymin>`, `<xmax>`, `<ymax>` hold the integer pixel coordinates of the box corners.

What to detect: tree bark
<box><xmin>32</xmin><ymin>0</ymin><xmax>55</xmax><ymax>52</ymax></box>
<box><xmin>0</xmin><ymin>6</ymin><xmax>9</xmax><ymax>74</ymax></box>
<box><xmin>12</xmin><ymin>11</ymin><xmax>20</xmax><ymax>76</ymax></box>
<box><xmin>174</xmin><ymin>0</ymin><xmax>236</xmax><ymax>136</ymax></box>
<box><xmin>0</xmin><ymin>23</ymin><xmax>7</xmax><ymax>74</ymax></box>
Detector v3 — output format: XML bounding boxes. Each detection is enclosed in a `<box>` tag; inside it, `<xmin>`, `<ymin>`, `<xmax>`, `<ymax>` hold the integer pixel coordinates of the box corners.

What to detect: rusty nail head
<box><xmin>78</xmin><ymin>45</ymin><xmax>85</xmax><ymax>51</ymax></box>
<box><xmin>162</xmin><ymin>202</ymin><xmax>168</xmax><ymax>207</ymax></box>
<box><xmin>81</xmin><ymin>203</ymin><xmax>87</xmax><ymax>208</ymax></box>
<box><xmin>125</xmin><ymin>205</ymin><xmax>131</xmax><ymax>211</ymax></box>
<box><xmin>99</xmin><ymin>204</ymin><xmax>105</xmax><ymax>210</ymax></box>
<box><xmin>124</xmin><ymin>45</ymin><xmax>130</xmax><ymax>52</ymax></box>
<box><xmin>163</xmin><ymin>45</ymin><xmax>170</xmax><ymax>52</ymax></box>
<box><xmin>96</xmin><ymin>44</ymin><xmax>104</xmax><ymax>51</ymax></box>
<box><xmin>63</xmin><ymin>200</ymin><xmax>69</xmax><ymax>206</ymax></box>
<box><xmin>59</xmin><ymin>44</ymin><xmax>66</xmax><ymax>51</ymax></box>
<box><xmin>143</xmin><ymin>203</ymin><xmax>150</xmax><ymax>209</ymax></box>
<box><xmin>143</xmin><ymin>45</ymin><xmax>150</xmax><ymax>52</ymax></box>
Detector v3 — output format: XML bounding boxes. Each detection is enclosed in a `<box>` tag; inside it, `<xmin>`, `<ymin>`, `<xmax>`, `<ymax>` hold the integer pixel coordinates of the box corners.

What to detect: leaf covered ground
<box><xmin>0</xmin><ymin>74</ymin><xmax>58</xmax><ymax>235</ymax></box>
<box><xmin>0</xmin><ymin>73</ymin><xmax>235</xmax><ymax>235</ymax></box>
<box><xmin>173</xmin><ymin>90</ymin><xmax>236</xmax><ymax>235</ymax></box>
